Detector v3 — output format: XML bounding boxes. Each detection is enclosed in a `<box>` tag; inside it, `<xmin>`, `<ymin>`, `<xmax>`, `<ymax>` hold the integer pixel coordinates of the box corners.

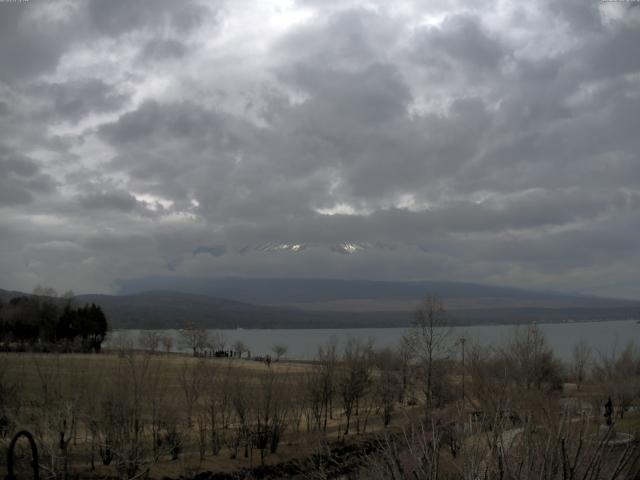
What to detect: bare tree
<box><xmin>271</xmin><ymin>344</ymin><xmax>288</xmax><ymax>361</ymax></box>
<box><xmin>138</xmin><ymin>330</ymin><xmax>161</xmax><ymax>354</ymax></box>
<box><xmin>232</xmin><ymin>340</ymin><xmax>248</xmax><ymax>358</ymax></box>
<box><xmin>339</xmin><ymin>338</ymin><xmax>373</xmax><ymax>435</ymax></box>
<box><xmin>505</xmin><ymin>323</ymin><xmax>562</xmax><ymax>391</ymax></box>
<box><xmin>209</xmin><ymin>331</ymin><xmax>226</xmax><ymax>352</ymax></box>
<box><xmin>317</xmin><ymin>338</ymin><xmax>338</xmax><ymax>430</ymax></box>
<box><xmin>305</xmin><ymin>368</ymin><xmax>324</xmax><ymax>431</ymax></box>
<box><xmin>571</xmin><ymin>340</ymin><xmax>592</xmax><ymax>389</ymax></box>
<box><xmin>202</xmin><ymin>361</ymin><xmax>233</xmax><ymax>456</ymax></box>
<box><xmin>178</xmin><ymin>359</ymin><xmax>206</xmax><ymax>428</ymax></box>
<box><xmin>109</xmin><ymin>331</ymin><xmax>135</xmax><ymax>354</ymax></box>
<box><xmin>228</xmin><ymin>371</ymin><xmax>252</xmax><ymax>460</ymax></box>
<box><xmin>252</xmin><ymin>368</ymin><xmax>290</xmax><ymax>464</ymax></box>
<box><xmin>30</xmin><ymin>355</ymin><xmax>81</xmax><ymax>479</ymax></box>
<box><xmin>397</xmin><ymin>336</ymin><xmax>414</xmax><ymax>404</ymax></box>
<box><xmin>406</xmin><ymin>294</ymin><xmax>451</xmax><ymax>412</ymax></box>
<box><xmin>97</xmin><ymin>353</ymin><xmax>154</xmax><ymax>479</ymax></box>
<box><xmin>373</xmin><ymin>348</ymin><xmax>401</xmax><ymax>427</ymax></box>
<box><xmin>160</xmin><ymin>334</ymin><xmax>173</xmax><ymax>355</ymax></box>
<box><xmin>288</xmin><ymin>375</ymin><xmax>307</xmax><ymax>433</ymax></box>
<box><xmin>179</xmin><ymin>323</ymin><xmax>209</xmax><ymax>356</ymax></box>
<box><xmin>593</xmin><ymin>341</ymin><xmax>640</xmax><ymax>420</ymax></box>
<box><xmin>303</xmin><ymin>341</ymin><xmax>337</xmax><ymax>432</ymax></box>
<box><xmin>146</xmin><ymin>359</ymin><xmax>169</xmax><ymax>462</ymax></box>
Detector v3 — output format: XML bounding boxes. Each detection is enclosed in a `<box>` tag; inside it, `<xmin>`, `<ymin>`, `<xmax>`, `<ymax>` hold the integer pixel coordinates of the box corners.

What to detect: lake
<box><xmin>106</xmin><ymin>319</ymin><xmax>640</xmax><ymax>362</ymax></box>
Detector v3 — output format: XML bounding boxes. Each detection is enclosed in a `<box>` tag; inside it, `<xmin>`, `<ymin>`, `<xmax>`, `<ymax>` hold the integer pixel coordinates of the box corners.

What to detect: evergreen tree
<box><xmin>0</xmin><ymin>294</ymin><xmax>109</xmax><ymax>352</ymax></box>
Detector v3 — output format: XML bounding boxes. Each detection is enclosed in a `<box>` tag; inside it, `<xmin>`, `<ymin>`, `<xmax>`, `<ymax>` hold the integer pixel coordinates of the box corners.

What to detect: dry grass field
<box><xmin>3</xmin><ymin>322</ymin><xmax>640</xmax><ymax>479</ymax></box>
<box><xmin>1</xmin><ymin>352</ymin><xmax>312</xmax><ymax>401</ymax></box>
<box><xmin>0</xmin><ymin>350</ymin><xmax>417</xmax><ymax>479</ymax></box>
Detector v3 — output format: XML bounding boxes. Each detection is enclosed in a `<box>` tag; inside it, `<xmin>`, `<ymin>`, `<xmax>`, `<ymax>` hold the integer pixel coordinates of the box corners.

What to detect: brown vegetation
<box><xmin>2</xmin><ymin>296</ymin><xmax>640</xmax><ymax>479</ymax></box>
<box><xmin>0</xmin><ymin>341</ymin><xmax>417</xmax><ymax>479</ymax></box>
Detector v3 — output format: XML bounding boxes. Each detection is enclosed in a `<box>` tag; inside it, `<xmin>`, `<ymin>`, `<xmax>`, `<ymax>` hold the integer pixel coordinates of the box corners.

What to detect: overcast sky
<box><xmin>0</xmin><ymin>0</ymin><xmax>639</xmax><ymax>298</ymax></box>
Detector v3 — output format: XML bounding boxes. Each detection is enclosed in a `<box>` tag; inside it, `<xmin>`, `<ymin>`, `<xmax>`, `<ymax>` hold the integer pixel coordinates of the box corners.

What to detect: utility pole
<box><xmin>459</xmin><ymin>337</ymin><xmax>466</xmax><ymax>407</ymax></box>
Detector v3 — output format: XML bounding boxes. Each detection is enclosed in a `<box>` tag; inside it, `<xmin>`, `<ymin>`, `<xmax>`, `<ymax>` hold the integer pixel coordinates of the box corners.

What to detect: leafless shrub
<box><xmin>0</xmin><ymin>355</ymin><xmax>21</xmax><ymax>441</ymax></box>
<box><xmin>95</xmin><ymin>353</ymin><xmax>160</xmax><ymax>479</ymax></box>
<box><xmin>30</xmin><ymin>355</ymin><xmax>87</xmax><ymax>479</ymax></box>
<box><xmin>593</xmin><ymin>341</ymin><xmax>640</xmax><ymax>420</ymax></box>
<box><xmin>363</xmin><ymin>411</ymin><xmax>640</xmax><ymax>480</ymax></box>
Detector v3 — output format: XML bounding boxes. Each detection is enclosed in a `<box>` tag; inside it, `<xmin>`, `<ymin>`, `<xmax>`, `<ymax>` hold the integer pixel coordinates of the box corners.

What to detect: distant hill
<box><xmin>2</xmin><ymin>280</ymin><xmax>639</xmax><ymax>329</ymax></box>
<box><xmin>118</xmin><ymin>277</ymin><xmax>563</xmax><ymax>303</ymax></box>
<box><xmin>75</xmin><ymin>291</ymin><xmax>314</xmax><ymax>329</ymax></box>
<box><xmin>117</xmin><ymin>277</ymin><xmax>638</xmax><ymax>309</ymax></box>
<box><xmin>0</xmin><ymin>288</ymin><xmax>412</xmax><ymax>329</ymax></box>
<box><xmin>0</xmin><ymin>288</ymin><xmax>28</xmax><ymax>302</ymax></box>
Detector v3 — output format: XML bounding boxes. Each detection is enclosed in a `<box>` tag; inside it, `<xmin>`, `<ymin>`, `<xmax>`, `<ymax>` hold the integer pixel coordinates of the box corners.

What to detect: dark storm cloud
<box><xmin>280</xmin><ymin>62</ymin><xmax>412</xmax><ymax>125</ymax></box>
<box><xmin>412</xmin><ymin>14</ymin><xmax>507</xmax><ymax>74</ymax></box>
<box><xmin>99</xmin><ymin>100</ymin><xmax>238</xmax><ymax>148</ymax></box>
<box><xmin>218</xmin><ymin>187</ymin><xmax>631</xmax><ymax>246</ymax></box>
<box><xmin>193</xmin><ymin>245</ymin><xmax>227</xmax><ymax>257</ymax></box>
<box><xmin>0</xmin><ymin>4</ymin><xmax>76</xmax><ymax>84</ymax></box>
<box><xmin>583</xmin><ymin>23</ymin><xmax>640</xmax><ymax>79</ymax></box>
<box><xmin>476</xmin><ymin>216</ymin><xmax>640</xmax><ymax>274</ymax></box>
<box><xmin>0</xmin><ymin>0</ymin><xmax>639</xmax><ymax>297</ymax></box>
<box><xmin>86</xmin><ymin>0</ymin><xmax>213</xmax><ymax>37</ymax></box>
<box><xmin>97</xmin><ymin>100</ymin><xmax>257</xmax><ymax>213</ymax></box>
<box><xmin>78</xmin><ymin>190</ymin><xmax>138</xmax><ymax>212</ymax></box>
<box><xmin>0</xmin><ymin>0</ymin><xmax>214</xmax><ymax>86</ymax></box>
<box><xmin>275</xmin><ymin>8</ymin><xmax>400</xmax><ymax>69</ymax></box>
<box><xmin>0</xmin><ymin>146</ymin><xmax>55</xmax><ymax>206</ymax></box>
<box><xmin>139</xmin><ymin>39</ymin><xmax>189</xmax><ymax>62</ymax></box>
<box><xmin>31</xmin><ymin>79</ymin><xmax>130</xmax><ymax>123</ymax></box>
<box><xmin>548</xmin><ymin>0</ymin><xmax>603</xmax><ymax>33</ymax></box>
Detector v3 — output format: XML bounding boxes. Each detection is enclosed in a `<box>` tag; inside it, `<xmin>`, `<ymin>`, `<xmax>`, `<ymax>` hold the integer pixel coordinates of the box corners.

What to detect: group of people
<box><xmin>195</xmin><ymin>349</ymin><xmax>250</xmax><ymax>359</ymax></box>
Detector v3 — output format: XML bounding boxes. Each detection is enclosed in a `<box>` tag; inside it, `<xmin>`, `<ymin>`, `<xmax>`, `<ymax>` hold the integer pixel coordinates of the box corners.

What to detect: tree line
<box><xmin>0</xmin><ymin>287</ymin><xmax>108</xmax><ymax>353</ymax></box>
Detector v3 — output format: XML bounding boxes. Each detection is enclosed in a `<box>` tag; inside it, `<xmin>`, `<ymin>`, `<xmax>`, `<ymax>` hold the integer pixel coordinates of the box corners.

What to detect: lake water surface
<box><xmin>107</xmin><ymin>319</ymin><xmax>640</xmax><ymax>361</ymax></box>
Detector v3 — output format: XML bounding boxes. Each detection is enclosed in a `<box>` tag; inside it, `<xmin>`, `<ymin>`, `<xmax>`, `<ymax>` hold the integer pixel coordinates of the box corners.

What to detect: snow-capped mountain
<box><xmin>253</xmin><ymin>242</ymin><xmax>307</xmax><ymax>253</ymax></box>
<box><xmin>330</xmin><ymin>242</ymin><xmax>367</xmax><ymax>255</ymax></box>
<box><xmin>227</xmin><ymin>242</ymin><xmax>372</xmax><ymax>255</ymax></box>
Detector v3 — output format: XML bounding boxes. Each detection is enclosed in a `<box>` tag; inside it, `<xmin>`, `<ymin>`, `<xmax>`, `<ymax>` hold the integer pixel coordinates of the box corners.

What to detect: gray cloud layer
<box><xmin>0</xmin><ymin>0</ymin><xmax>639</xmax><ymax>298</ymax></box>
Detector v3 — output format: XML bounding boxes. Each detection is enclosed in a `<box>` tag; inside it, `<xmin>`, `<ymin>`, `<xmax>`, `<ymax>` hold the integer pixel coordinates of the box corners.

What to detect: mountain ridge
<box><xmin>116</xmin><ymin>276</ymin><xmax>637</xmax><ymax>306</ymax></box>
<box><xmin>2</xmin><ymin>279</ymin><xmax>639</xmax><ymax>329</ymax></box>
